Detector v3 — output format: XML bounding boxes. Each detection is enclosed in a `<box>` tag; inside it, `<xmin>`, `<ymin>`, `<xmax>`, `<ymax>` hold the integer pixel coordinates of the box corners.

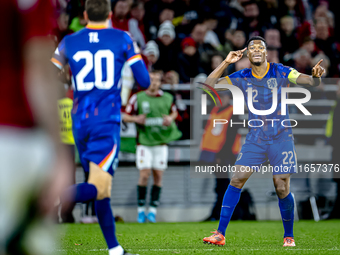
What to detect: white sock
<box><xmin>109</xmin><ymin>245</ymin><xmax>124</xmax><ymax>255</ymax></box>
<box><xmin>138</xmin><ymin>206</ymin><xmax>146</xmax><ymax>213</ymax></box>
<box><xmin>148</xmin><ymin>206</ymin><xmax>157</xmax><ymax>214</ymax></box>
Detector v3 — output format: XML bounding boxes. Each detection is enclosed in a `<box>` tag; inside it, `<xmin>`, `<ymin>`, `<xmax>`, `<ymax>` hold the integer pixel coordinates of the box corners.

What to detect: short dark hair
<box><xmin>246</xmin><ymin>36</ymin><xmax>267</xmax><ymax>48</ymax></box>
<box><xmin>150</xmin><ymin>70</ymin><xmax>163</xmax><ymax>77</ymax></box>
<box><xmin>85</xmin><ymin>0</ymin><xmax>111</xmax><ymax>22</ymax></box>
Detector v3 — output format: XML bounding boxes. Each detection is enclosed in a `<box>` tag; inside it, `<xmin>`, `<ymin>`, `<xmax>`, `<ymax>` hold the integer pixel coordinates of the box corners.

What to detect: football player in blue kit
<box><xmin>51</xmin><ymin>0</ymin><xmax>150</xmax><ymax>254</ymax></box>
<box><xmin>202</xmin><ymin>36</ymin><xmax>325</xmax><ymax>247</ymax></box>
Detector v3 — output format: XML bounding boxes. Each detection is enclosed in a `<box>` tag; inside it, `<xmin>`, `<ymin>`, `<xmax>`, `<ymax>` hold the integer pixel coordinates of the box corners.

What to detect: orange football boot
<box><xmin>203</xmin><ymin>230</ymin><xmax>225</xmax><ymax>246</ymax></box>
<box><xmin>283</xmin><ymin>237</ymin><xmax>296</xmax><ymax>247</ymax></box>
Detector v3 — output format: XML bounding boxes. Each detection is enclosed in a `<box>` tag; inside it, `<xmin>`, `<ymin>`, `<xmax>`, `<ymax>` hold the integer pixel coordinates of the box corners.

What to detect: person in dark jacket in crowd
<box><xmin>177</xmin><ymin>37</ymin><xmax>205</xmax><ymax>83</ymax></box>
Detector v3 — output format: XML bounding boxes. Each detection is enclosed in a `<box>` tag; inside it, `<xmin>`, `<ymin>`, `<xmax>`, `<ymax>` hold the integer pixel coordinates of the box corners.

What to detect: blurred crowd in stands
<box><xmin>53</xmin><ymin>0</ymin><xmax>340</xmax><ymax>83</ymax></box>
<box><xmin>52</xmin><ymin>0</ymin><xmax>340</xmax><ymax>140</ymax></box>
<box><xmin>51</xmin><ymin>0</ymin><xmax>340</xmax><ymax>220</ymax></box>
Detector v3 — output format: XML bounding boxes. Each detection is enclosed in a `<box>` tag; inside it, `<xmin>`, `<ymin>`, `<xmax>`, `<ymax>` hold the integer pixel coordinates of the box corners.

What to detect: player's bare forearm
<box><xmin>296</xmin><ymin>74</ymin><xmax>321</xmax><ymax>87</ymax></box>
<box><xmin>170</xmin><ymin>111</ymin><xmax>178</xmax><ymax>121</ymax></box>
<box><xmin>204</xmin><ymin>61</ymin><xmax>230</xmax><ymax>89</ymax></box>
<box><xmin>123</xmin><ymin>113</ymin><xmax>146</xmax><ymax>125</ymax></box>
<box><xmin>204</xmin><ymin>48</ymin><xmax>247</xmax><ymax>90</ymax></box>
<box><xmin>57</xmin><ymin>65</ymin><xmax>71</xmax><ymax>85</ymax></box>
<box><xmin>122</xmin><ymin>113</ymin><xmax>135</xmax><ymax>123</ymax></box>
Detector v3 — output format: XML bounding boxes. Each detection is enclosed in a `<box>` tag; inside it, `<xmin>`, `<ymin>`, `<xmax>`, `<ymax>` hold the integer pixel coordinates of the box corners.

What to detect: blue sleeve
<box><xmin>275</xmin><ymin>63</ymin><xmax>301</xmax><ymax>86</ymax></box>
<box><xmin>225</xmin><ymin>71</ymin><xmax>242</xmax><ymax>87</ymax></box>
<box><xmin>276</xmin><ymin>63</ymin><xmax>294</xmax><ymax>79</ymax></box>
<box><xmin>123</xmin><ymin>32</ymin><xmax>150</xmax><ymax>88</ymax></box>
<box><xmin>51</xmin><ymin>38</ymin><xmax>67</xmax><ymax>69</ymax></box>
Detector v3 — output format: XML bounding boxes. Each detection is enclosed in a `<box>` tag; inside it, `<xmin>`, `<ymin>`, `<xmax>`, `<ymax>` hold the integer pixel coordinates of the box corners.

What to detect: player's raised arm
<box><xmin>293</xmin><ymin>59</ymin><xmax>325</xmax><ymax>87</ymax></box>
<box><xmin>204</xmin><ymin>48</ymin><xmax>246</xmax><ymax>89</ymax></box>
<box><xmin>124</xmin><ymin>33</ymin><xmax>150</xmax><ymax>88</ymax></box>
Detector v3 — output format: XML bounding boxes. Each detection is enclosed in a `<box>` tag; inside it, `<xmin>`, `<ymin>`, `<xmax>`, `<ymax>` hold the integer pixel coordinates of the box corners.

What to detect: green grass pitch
<box><xmin>56</xmin><ymin>220</ymin><xmax>340</xmax><ymax>255</ymax></box>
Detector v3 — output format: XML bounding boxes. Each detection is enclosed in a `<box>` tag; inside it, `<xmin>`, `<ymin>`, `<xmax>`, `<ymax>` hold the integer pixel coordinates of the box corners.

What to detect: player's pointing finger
<box><xmin>315</xmin><ymin>59</ymin><xmax>323</xmax><ymax>67</ymax></box>
<box><xmin>241</xmin><ymin>47</ymin><xmax>247</xmax><ymax>53</ymax></box>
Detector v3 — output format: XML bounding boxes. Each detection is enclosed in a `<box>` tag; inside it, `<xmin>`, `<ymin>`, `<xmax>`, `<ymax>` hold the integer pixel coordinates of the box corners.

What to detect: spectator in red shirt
<box><xmin>111</xmin><ymin>0</ymin><xmax>130</xmax><ymax>31</ymax></box>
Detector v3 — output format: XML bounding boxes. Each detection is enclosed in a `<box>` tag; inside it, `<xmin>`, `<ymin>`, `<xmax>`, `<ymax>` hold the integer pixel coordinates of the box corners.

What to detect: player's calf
<box><xmin>88</xmin><ymin>162</ymin><xmax>112</xmax><ymax>200</ymax></box>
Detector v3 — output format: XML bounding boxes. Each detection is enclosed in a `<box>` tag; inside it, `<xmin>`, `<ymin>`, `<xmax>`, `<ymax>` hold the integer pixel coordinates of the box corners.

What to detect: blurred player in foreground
<box><xmin>124</xmin><ymin>71</ymin><xmax>181</xmax><ymax>223</ymax></box>
<box><xmin>51</xmin><ymin>0</ymin><xmax>150</xmax><ymax>254</ymax></box>
<box><xmin>202</xmin><ymin>36</ymin><xmax>325</xmax><ymax>247</ymax></box>
<box><xmin>58</xmin><ymin>81</ymin><xmax>77</xmax><ymax>223</ymax></box>
<box><xmin>0</xmin><ymin>0</ymin><xmax>72</xmax><ymax>254</ymax></box>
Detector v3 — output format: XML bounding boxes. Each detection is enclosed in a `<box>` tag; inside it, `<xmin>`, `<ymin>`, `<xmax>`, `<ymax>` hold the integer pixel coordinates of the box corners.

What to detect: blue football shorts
<box><xmin>73</xmin><ymin>121</ymin><xmax>120</xmax><ymax>176</ymax></box>
<box><xmin>235</xmin><ymin>140</ymin><xmax>297</xmax><ymax>175</ymax></box>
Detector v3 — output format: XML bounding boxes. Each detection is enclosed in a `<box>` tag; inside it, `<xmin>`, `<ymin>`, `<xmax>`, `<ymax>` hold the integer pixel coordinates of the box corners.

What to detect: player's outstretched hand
<box><xmin>135</xmin><ymin>114</ymin><xmax>146</xmax><ymax>125</ymax></box>
<box><xmin>225</xmin><ymin>47</ymin><xmax>247</xmax><ymax>64</ymax></box>
<box><xmin>312</xmin><ymin>59</ymin><xmax>326</xmax><ymax>78</ymax></box>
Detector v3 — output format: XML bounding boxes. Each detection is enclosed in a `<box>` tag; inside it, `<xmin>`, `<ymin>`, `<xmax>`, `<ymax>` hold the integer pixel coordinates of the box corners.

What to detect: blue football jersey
<box><xmin>225</xmin><ymin>62</ymin><xmax>297</xmax><ymax>144</ymax></box>
<box><xmin>52</xmin><ymin>25</ymin><xmax>148</xmax><ymax>128</ymax></box>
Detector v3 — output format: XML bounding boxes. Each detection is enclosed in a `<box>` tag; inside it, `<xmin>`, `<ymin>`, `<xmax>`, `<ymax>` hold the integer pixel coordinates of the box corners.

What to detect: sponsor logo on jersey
<box><xmin>267</xmin><ymin>78</ymin><xmax>278</xmax><ymax>89</ymax></box>
<box><xmin>145</xmin><ymin>117</ymin><xmax>163</xmax><ymax>126</ymax></box>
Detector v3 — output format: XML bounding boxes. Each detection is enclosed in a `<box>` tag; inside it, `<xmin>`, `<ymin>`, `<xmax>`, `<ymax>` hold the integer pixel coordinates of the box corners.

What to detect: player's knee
<box><xmin>274</xmin><ymin>181</ymin><xmax>288</xmax><ymax>197</ymax></box>
<box><xmin>275</xmin><ymin>184</ymin><xmax>288</xmax><ymax>197</ymax></box>
<box><xmin>139</xmin><ymin>169</ymin><xmax>151</xmax><ymax>185</ymax></box>
<box><xmin>139</xmin><ymin>175</ymin><xmax>149</xmax><ymax>186</ymax></box>
<box><xmin>88</xmin><ymin>162</ymin><xmax>112</xmax><ymax>200</ymax></box>
<box><xmin>230</xmin><ymin>177</ymin><xmax>246</xmax><ymax>189</ymax></box>
<box><xmin>274</xmin><ymin>177</ymin><xmax>290</xmax><ymax>198</ymax></box>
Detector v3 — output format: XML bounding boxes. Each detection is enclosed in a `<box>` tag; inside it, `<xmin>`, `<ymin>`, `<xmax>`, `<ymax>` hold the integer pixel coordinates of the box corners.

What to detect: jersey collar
<box><xmin>252</xmin><ymin>62</ymin><xmax>270</xmax><ymax>79</ymax></box>
<box><xmin>86</xmin><ymin>24</ymin><xmax>108</xmax><ymax>30</ymax></box>
<box><xmin>146</xmin><ymin>89</ymin><xmax>163</xmax><ymax>97</ymax></box>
